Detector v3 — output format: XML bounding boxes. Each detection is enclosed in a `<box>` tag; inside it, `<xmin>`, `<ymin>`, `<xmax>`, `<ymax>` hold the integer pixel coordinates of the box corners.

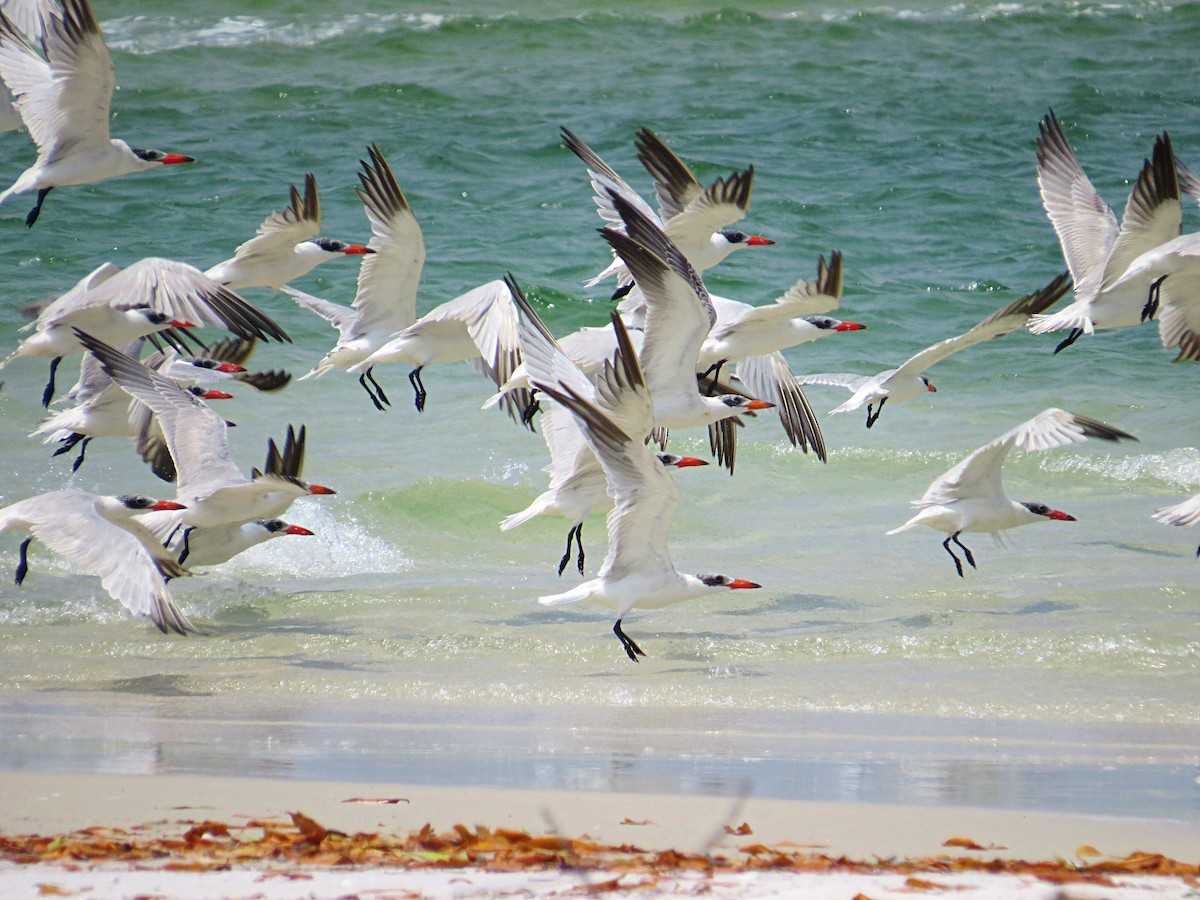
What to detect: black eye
<box><xmin>721</xmin><ymin>230</ymin><xmax>748</xmax><ymax>244</ymax></box>
<box><xmin>132</xmin><ymin>148</ymin><xmax>164</xmax><ymax>162</ymax></box>
<box><xmin>194</xmin><ymin>359</ymin><xmax>217</xmax><ymax>369</ymax></box>
<box><xmin>313</xmin><ymin>238</ymin><xmax>344</xmax><ymax>252</ymax></box>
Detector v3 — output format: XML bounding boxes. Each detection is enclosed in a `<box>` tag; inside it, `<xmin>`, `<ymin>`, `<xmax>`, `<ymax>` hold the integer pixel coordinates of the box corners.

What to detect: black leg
<box><xmin>177</xmin><ymin>526</ymin><xmax>195</xmax><ymax>565</ymax></box>
<box><xmin>698</xmin><ymin>359</ymin><xmax>727</xmax><ymax>395</ymax></box>
<box><xmin>951</xmin><ymin>531</ymin><xmax>976</xmax><ymax>570</ymax></box>
<box><xmin>520</xmin><ymin>390</ymin><xmax>541</xmax><ymax>430</ymax></box>
<box><xmin>1142</xmin><ymin>275</ymin><xmax>1168</xmax><ymax>322</ymax></box>
<box><xmin>574</xmin><ymin>521</ymin><xmax>585</xmax><ymax>576</ymax></box>
<box><xmin>366</xmin><ymin>368</ymin><xmax>390</xmax><ymax>407</ymax></box>
<box><xmin>408</xmin><ymin>367</ymin><xmax>427</xmax><ymax>412</ymax></box>
<box><xmin>613</xmin><ymin>618</ymin><xmax>646</xmax><ymax>662</ymax></box>
<box><xmin>1053</xmin><ymin>327</ymin><xmax>1083</xmax><ymax>354</ymax></box>
<box><xmin>865</xmin><ymin>396</ymin><xmax>887</xmax><ymax>429</ymax></box>
<box><xmin>41</xmin><ymin>356</ymin><xmax>61</xmax><ymax>408</ymax></box>
<box><xmin>52</xmin><ymin>432</ymin><xmax>85</xmax><ymax>458</ymax></box>
<box><xmin>71</xmin><ymin>437</ymin><xmax>91</xmax><ymax>472</ymax></box>
<box><xmin>942</xmin><ymin>535</ymin><xmax>964</xmax><ymax>578</ymax></box>
<box><xmin>557</xmin><ymin>524</ymin><xmax>578</xmax><ymax>576</ymax></box>
<box><xmin>358</xmin><ymin>371</ymin><xmax>386</xmax><ymax>411</ymax></box>
<box><xmin>14</xmin><ymin>537</ymin><xmax>31</xmax><ymax>585</ymax></box>
<box><xmin>25</xmin><ymin>187</ymin><xmax>52</xmax><ymax>228</ymax></box>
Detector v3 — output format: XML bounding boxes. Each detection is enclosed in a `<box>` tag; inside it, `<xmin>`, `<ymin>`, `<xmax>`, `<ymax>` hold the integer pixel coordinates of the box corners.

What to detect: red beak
<box><xmin>926</xmin><ymin>382</ymin><xmax>937</xmax><ymax>393</ymax></box>
<box><xmin>746</xmin><ymin>235</ymin><xmax>775</xmax><ymax>246</ymax></box>
<box><xmin>170</xmin><ymin>320</ymin><xmax>198</xmax><ymax>329</ymax></box>
<box><xmin>149</xmin><ymin>500</ymin><xmax>187</xmax><ymax>511</ymax></box>
<box><xmin>200</xmin><ymin>389</ymin><xmax>234</xmax><ymax>400</ymax></box>
<box><xmin>835</xmin><ymin>320</ymin><xmax>866</xmax><ymax>331</ymax></box>
<box><xmin>285</xmin><ymin>524</ymin><xmax>315</xmax><ymax>536</ymax></box>
<box><xmin>215</xmin><ymin>362</ymin><xmax>247</xmax><ymax>373</ymax></box>
<box><xmin>1047</xmin><ymin>509</ymin><xmax>1076</xmax><ymax>521</ymax></box>
<box><xmin>727</xmin><ymin>578</ymin><xmax>761</xmax><ymax>589</ymax></box>
<box><xmin>673</xmin><ymin>456</ymin><xmax>709</xmax><ymax>468</ymax></box>
<box><xmin>342</xmin><ymin>244</ymin><xmax>375</xmax><ymax>256</ymax></box>
<box><xmin>160</xmin><ymin>154</ymin><xmax>194</xmax><ymax>165</ymax></box>
<box><xmin>307</xmin><ymin>484</ymin><xmax>336</xmax><ymax>495</ymax></box>
<box><xmin>745</xmin><ymin>398</ymin><xmax>775</xmax><ymax>410</ymax></box>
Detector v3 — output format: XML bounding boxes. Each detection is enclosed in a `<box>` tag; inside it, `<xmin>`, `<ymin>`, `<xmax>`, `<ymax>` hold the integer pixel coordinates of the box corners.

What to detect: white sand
<box><xmin>1</xmin><ymin>771</ymin><xmax>1197</xmax><ymax>898</ymax></box>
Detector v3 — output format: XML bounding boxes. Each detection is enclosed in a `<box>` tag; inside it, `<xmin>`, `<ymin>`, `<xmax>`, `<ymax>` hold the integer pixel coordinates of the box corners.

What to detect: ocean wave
<box><xmin>97</xmin><ymin>0</ymin><xmax>1180</xmax><ymax>54</ymax></box>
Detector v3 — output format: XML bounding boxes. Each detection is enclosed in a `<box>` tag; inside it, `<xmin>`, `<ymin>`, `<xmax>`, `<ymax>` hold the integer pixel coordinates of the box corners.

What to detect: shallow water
<box><xmin>0</xmin><ymin>0</ymin><xmax>1196</xmax><ymax>821</ymax></box>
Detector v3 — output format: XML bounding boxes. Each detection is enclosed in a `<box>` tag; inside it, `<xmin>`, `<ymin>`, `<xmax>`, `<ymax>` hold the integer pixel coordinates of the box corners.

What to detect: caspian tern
<box><xmin>285</xmin><ymin>144</ymin><xmax>426</xmax><ymax>410</ymax></box>
<box><xmin>561</xmin><ymin>126</ymin><xmax>772</xmax><ymax>295</ymax></box>
<box><xmin>597</xmin><ymin>189</ymin><xmax>774</xmax><ymax>469</ymax></box>
<box><xmin>797</xmin><ymin>272</ymin><xmax>1071</xmax><ymax>428</ymax></box>
<box><xmin>75</xmin><ymin>332</ymin><xmax>334</xmax><ymax>558</ymax></box>
<box><xmin>699</xmin><ymin>252</ymin><xmax>856</xmax><ymax>461</ymax></box>
<box><xmin>0</xmin><ymin>0</ymin><xmax>195</xmax><ymax>226</ymax></box>
<box><xmin>485</xmin><ymin>256</ymin><xmax>849</xmax><ymax>459</ymax></box>
<box><xmin>0</xmin><ymin>257</ymin><xmax>289</xmax><ymax>406</ymax></box>
<box><xmin>349</xmin><ymin>278</ymin><xmax>533</xmax><ymax>421</ymax></box>
<box><xmin>206</xmin><ymin>173</ymin><xmax>375</xmax><ymax>291</ymax></box>
<box><xmin>161</xmin><ymin>519</ymin><xmax>314</xmax><ymax>569</ymax></box>
<box><xmin>1153</xmin><ymin>493</ymin><xmax>1200</xmax><ymax>557</ymax></box>
<box><xmin>32</xmin><ymin>343</ymin><xmax>235</xmax><ymax>473</ymax></box>
<box><xmin>1026</xmin><ymin>110</ymin><xmax>1180</xmax><ymax>352</ymax></box>
<box><xmin>503</xmin><ymin>275</ymin><xmax>708</xmax><ymax>577</ymax></box>
<box><xmin>529</xmin><ymin>304</ymin><xmax>760</xmax><ymax>662</ymax></box>
<box><xmin>887</xmin><ymin>408</ymin><xmax>1137</xmax><ymax>576</ymax></box>
<box><xmin>0</xmin><ymin>489</ymin><xmax>194</xmax><ymax>634</ymax></box>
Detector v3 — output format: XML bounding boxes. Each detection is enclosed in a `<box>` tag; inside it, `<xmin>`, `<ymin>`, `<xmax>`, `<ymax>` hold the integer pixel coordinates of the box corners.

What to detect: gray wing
<box><xmin>74</xmin><ymin>331</ymin><xmax>245</xmax><ymax>497</ymax></box>
<box><xmin>895</xmin><ymin>271</ymin><xmax>1071</xmax><ymax>379</ymax></box>
<box><xmin>734</xmin><ymin>352</ymin><xmax>825</xmax><ymax>461</ymax></box>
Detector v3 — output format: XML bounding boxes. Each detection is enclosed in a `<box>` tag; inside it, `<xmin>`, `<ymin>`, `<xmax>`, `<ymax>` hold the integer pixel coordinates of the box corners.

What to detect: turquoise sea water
<box><xmin>0</xmin><ymin>1</ymin><xmax>1197</xmax><ymax>822</ymax></box>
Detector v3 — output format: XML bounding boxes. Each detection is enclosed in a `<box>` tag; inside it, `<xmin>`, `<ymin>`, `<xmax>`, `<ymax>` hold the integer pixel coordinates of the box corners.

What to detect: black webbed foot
<box><xmin>614</xmin><ymin>618</ymin><xmax>646</xmax><ymax>662</ymax></box>
<box><xmin>1054</xmin><ymin>327</ymin><xmax>1083</xmax><ymax>354</ymax></box>
<box><xmin>14</xmin><ymin>537</ymin><xmax>31</xmax><ymax>586</ymax></box>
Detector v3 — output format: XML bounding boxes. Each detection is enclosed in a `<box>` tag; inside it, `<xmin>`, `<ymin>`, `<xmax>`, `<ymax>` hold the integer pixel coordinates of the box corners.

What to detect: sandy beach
<box><xmin>1</xmin><ymin>770</ymin><xmax>1197</xmax><ymax>898</ymax></box>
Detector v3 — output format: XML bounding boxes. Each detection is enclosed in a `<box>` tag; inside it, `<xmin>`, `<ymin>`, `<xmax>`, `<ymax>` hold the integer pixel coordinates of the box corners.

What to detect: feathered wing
<box><xmin>5</xmin><ymin>492</ymin><xmax>194</xmax><ymax>634</ymax></box>
<box><xmin>634</xmin><ymin>126</ymin><xmax>704</xmax><ymax>222</ymax></box>
<box><xmin>708</xmin><ymin>252</ymin><xmax>844</xmax><ymax>340</ymax></box>
<box><xmin>793</xmin><ymin>372</ymin><xmax>874</xmax><ymax>393</ymax></box>
<box><xmin>734</xmin><ymin>352</ymin><xmax>825</xmax><ymax>461</ymax></box>
<box><xmin>896</xmin><ymin>271</ymin><xmax>1071</xmax><ymax>379</ymax></box>
<box><xmin>661</xmin><ymin>168</ymin><xmax>754</xmax><ymax>263</ymax></box>
<box><xmin>74</xmin><ymin>331</ymin><xmax>245</xmax><ymax>498</ymax></box>
<box><xmin>0</xmin><ymin>0</ymin><xmax>115</xmax><ymax>163</ymax></box>
<box><xmin>1036</xmin><ymin>110</ymin><xmax>1120</xmax><ymax>297</ymax></box>
<box><xmin>1154</xmin><ymin>492</ymin><xmax>1200</xmax><ymax>528</ymax></box>
<box><xmin>1100</xmin><ymin>132</ymin><xmax>1181</xmax><ymax>289</ymax></box>
<box><xmin>221</xmin><ymin>173</ymin><xmax>321</xmax><ymax>273</ymax></box>
<box><xmin>350</xmin><ymin>143</ymin><xmax>424</xmax><ymax>335</ymax></box>
<box><xmin>1155</xmin><ymin>271</ymin><xmax>1200</xmax><ymax>361</ymax></box>
<box><xmin>915</xmin><ymin>408</ymin><xmax>1137</xmax><ymax>509</ymax></box>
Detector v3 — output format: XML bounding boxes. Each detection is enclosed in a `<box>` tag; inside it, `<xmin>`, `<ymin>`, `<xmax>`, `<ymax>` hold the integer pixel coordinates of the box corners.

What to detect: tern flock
<box><xmin>0</xmin><ymin>0</ymin><xmax>1196</xmax><ymax>661</ymax></box>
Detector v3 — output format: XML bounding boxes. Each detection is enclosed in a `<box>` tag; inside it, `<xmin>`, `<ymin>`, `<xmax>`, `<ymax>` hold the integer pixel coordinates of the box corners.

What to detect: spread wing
<box><xmin>894</xmin><ymin>271</ymin><xmax>1071</xmax><ymax>380</ymax></box>
<box><xmin>916</xmin><ymin>407</ymin><xmax>1136</xmax><ymax>508</ymax></box>
<box><xmin>350</xmin><ymin>143</ymin><xmax>424</xmax><ymax>335</ymax></box>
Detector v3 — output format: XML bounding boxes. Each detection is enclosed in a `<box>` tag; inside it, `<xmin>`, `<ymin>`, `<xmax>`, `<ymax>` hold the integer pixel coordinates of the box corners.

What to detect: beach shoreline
<box><xmin>2</xmin><ymin>770</ymin><xmax>1198</xmax><ymax>898</ymax></box>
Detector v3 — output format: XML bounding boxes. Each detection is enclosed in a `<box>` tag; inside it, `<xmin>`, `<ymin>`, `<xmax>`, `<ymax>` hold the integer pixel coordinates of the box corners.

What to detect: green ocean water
<box><xmin>0</xmin><ymin>1</ymin><xmax>1197</xmax><ymax>818</ymax></box>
